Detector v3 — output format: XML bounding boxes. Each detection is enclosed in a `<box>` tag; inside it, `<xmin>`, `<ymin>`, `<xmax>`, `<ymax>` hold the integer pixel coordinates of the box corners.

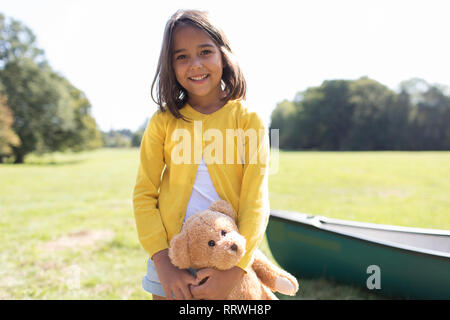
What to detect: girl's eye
<box><xmin>221</xmin><ymin>230</ymin><xmax>227</xmax><ymax>236</ymax></box>
<box><xmin>200</xmin><ymin>49</ymin><xmax>212</xmax><ymax>55</ymax></box>
<box><xmin>208</xmin><ymin>240</ymin><xmax>215</xmax><ymax>247</ymax></box>
<box><xmin>176</xmin><ymin>54</ymin><xmax>187</xmax><ymax>60</ymax></box>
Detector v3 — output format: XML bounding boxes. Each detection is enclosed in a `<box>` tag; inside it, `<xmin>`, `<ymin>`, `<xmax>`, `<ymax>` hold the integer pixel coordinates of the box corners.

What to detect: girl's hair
<box><xmin>151</xmin><ymin>9</ymin><xmax>246</xmax><ymax>121</ymax></box>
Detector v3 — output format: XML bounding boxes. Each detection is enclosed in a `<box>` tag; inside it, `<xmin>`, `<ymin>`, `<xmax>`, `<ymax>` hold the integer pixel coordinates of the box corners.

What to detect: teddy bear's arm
<box><xmin>251</xmin><ymin>249</ymin><xmax>299</xmax><ymax>296</ymax></box>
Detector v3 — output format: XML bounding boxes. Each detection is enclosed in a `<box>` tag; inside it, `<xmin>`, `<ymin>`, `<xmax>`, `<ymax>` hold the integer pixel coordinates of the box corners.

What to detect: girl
<box><xmin>133</xmin><ymin>9</ymin><xmax>270</xmax><ymax>300</ymax></box>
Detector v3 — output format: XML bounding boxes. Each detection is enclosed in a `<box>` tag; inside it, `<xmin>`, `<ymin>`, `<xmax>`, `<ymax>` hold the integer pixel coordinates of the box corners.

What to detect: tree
<box><xmin>0</xmin><ymin>58</ymin><xmax>75</xmax><ymax>162</ymax></box>
<box><xmin>343</xmin><ymin>77</ymin><xmax>396</xmax><ymax>150</ymax></box>
<box><xmin>56</xmin><ymin>75</ymin><xmax>103</xmax><ymax>151</ymax></box>
<box><xmin>269</xmin><ymin>77</ymin><xmax>449</xmax><ymax>151</ymax></box>
<box><xmin>0</xmin><ymin>58</ymin><xmax>103</xmax><ymax>162</ymax></box>
<box><xmin>269</xmin><ymin>100</ymin><xmax>298</xmax><ymax>149</ymax></box>
<box><xmin>386</xmin><ymin>89</ymin><xmax>412</xmax><ymax>150</ymax></box>
<box><xmin>290</xmin><ymin>80</ymin><xmax>355</xmax><ymax>150</ymax></box>
<box><xmin>316</xmin><ymin>80</ymin><xmax>355</xmax><ymax>150</ymax></box>
<box><xmin>0</xmin><ymin>13</ymin><xmax>102</xmax><ymax>162</ymax></box>
<box><xmin>418</xmin><ymin>85</ymin><xmax>450</xmax><ymax>149</ymax></box>
<box><xmin>0</xmin><ymin>13</ymin><xmax>45</xmax><ymax>67</ymax></box>
<box><xmin>131</xmin><ymin>118</ymin><xmax>149</xmax><ymax>147</ymax></box>
<box><xmin>0</xmin><ymin>90</ymin><xmax>20</xmax><ymax>161</ymax></box>
<box><xmin>400</xmin><ymin>78</ymin><xmax>450</xmax><ymax>150</ymax></box>
<box><xmin>102</xmin><ymin>130</ymin><xmax>132</xmax><ymax>148</ymax></box>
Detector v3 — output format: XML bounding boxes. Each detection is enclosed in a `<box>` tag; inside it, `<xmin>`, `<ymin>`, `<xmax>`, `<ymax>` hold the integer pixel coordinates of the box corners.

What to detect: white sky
<box><xmin>2</xmin><ymin>0</ymin><xmax>450</xmax><ymax>131</ymax></box>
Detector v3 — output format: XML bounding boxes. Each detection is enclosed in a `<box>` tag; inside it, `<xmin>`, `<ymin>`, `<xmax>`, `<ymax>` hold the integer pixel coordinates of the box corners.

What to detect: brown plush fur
<box><xmin>169</xmin><ymin>199</ymin><xmax>299</xmax><ymax>300</ymax></box>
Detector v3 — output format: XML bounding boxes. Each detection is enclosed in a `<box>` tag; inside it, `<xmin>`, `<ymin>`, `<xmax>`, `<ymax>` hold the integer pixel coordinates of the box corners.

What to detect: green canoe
<box><xmin>266</xmin><ymin>210</ymin><xmax>450</xmax><ymax>299</ymax></box>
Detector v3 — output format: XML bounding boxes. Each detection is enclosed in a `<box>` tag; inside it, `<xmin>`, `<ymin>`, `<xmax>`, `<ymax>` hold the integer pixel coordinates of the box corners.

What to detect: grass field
<box><xmin>1</xmin><ymin>149</ymin><xmax>449</xmax><ymax>300</ymax></box>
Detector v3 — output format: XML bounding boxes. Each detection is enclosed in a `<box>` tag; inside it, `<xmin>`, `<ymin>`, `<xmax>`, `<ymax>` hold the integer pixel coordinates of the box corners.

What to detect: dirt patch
<box><xmin>0</xmin><ymin>275</ymin><xmax>21</xmax><ymax>288</ymax></box>
<box><xmin>0</xmin><ymin>290</ymin><xmax>12</xmax><ymax>299</ymax></box>
<box><xmin>91</xmin><ymin>283</ymin><xmax>113</xmax><ymax>295</ymax></box>
<box><xmin>41</xmin><ymin>229</ymin><xmax>115</xmax><ymax>252</ymax></box>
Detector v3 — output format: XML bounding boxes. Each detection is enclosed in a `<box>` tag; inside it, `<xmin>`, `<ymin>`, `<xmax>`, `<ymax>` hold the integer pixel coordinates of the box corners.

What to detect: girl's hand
<box><xmin>190</xmin><ymin>266</ymin><xmax>245</xmax><ymax>300</ymax></box>
<box><xmin>152</xmin><ymin>249</ymin><xmax>198</xmax><ymax>300</ymax></box>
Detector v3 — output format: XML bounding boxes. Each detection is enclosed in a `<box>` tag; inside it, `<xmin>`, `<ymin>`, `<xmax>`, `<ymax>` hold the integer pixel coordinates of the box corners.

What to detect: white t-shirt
<box><xmin>184</xmin><ymin>157</ymin><xmax>220</xmax><ymax>223</ymax></box>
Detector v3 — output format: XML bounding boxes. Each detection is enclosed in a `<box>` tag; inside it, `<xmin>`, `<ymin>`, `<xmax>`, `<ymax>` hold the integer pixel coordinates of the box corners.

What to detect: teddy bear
<box><xmin>168</xmin><ymin>199</ymin><xmax>299</xmax><ymax>300</ymax></box>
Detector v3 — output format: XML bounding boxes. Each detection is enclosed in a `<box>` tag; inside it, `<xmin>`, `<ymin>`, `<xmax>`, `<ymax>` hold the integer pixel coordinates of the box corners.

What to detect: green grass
<box><xmin>1</xmin><ymin>149</ymin><xmax>448</xmax><ymax>300</ymax></box>
<box><xmin>269</xmin><ymin>151</ymin><xmax>450</xmax><ymax>230</ymax></box>
<box><xmin>1</xmin><ymin>149</ymin><xmax>147</xmax><ymax>299</ymax></box>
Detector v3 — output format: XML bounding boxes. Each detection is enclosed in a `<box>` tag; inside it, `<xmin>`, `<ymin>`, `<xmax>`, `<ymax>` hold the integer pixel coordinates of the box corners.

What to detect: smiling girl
<box><xmin>133</xmin><ymin>9</ymin><xmax>270</xmax><ymax>300</ymax></box>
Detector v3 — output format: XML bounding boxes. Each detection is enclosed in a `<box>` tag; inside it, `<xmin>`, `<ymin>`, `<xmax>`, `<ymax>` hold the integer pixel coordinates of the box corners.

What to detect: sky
<box><xmin>1</xmin><ymin>0</ymin><xmax>450</xmax><ymax>131</ymax></box>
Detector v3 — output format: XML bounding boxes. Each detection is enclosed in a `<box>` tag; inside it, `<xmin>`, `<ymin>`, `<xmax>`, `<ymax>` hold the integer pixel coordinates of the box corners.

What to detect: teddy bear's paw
<box><xmin>275</xmin><ymin>277</ymin><xmax>297</xmax><ymax>296</ymax></box>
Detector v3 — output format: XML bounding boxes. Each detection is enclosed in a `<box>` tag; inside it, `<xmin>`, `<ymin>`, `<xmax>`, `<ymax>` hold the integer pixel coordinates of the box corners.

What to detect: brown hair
<box><xmin>151</xmin><ymin>9</ymin><xmax>246</xmax><ymax>121</ymax></box>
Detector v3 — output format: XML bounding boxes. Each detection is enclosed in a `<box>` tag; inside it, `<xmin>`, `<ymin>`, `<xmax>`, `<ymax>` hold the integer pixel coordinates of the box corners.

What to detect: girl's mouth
<box><xmin>188</xmin><ymin>74</ymin><xmax>209</xmax><ymax>82</ymax></box>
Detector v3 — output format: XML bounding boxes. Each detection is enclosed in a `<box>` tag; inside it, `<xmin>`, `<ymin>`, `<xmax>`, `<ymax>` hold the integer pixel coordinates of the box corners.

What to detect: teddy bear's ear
<box><xmin>168</xmin><ymin>232</ymin><xmax>190</xmax><ymax>269</ymax></box>
<box><xmin>209</xmin><ymin>199</ymin><xmax>236</xmax><ymax>220</ymax></box>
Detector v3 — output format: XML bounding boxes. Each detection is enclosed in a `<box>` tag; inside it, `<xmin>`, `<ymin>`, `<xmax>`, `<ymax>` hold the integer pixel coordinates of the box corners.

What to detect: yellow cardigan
<box><xmin>132</xmin><ymin>99</ymin><xmax>270</xmax><ymax>270</ymax></box>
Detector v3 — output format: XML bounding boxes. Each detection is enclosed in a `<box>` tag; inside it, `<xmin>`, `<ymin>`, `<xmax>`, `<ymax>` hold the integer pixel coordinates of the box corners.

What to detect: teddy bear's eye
<box><xmin>221</xmin><ymin>230</ymin><xmax>227</xmax><ymax>236</ymax></box>
<box><xmin>208</xmin><ymin>240</ymin><xmax>215</xmax><ymax>247</ymax></box>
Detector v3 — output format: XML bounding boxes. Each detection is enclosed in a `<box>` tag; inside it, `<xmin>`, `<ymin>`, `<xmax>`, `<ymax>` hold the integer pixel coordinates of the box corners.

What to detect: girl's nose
<box><xmin>190</xmin><ymin>57</ymin><xmax>203</xmax><ymax>69</ymax></box>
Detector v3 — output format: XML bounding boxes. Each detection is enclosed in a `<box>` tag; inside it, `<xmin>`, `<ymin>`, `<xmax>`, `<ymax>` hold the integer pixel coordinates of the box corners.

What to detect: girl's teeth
<box><xmin>190</xmin><ymin>75</ymin><xmax>207</xmax><ymax>80</ymax></box>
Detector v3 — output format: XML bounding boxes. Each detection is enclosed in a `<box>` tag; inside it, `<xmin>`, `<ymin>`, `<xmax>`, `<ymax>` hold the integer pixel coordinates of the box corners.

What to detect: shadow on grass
<box><xmin>0</xmin><ymin>152</ymin><xmax>90</xmax><ymax>166</ymax></box>
<box><xmin>276</xmin><ymin>276</ymin><xmax>389</xmax><ymax>300</ymax></box>
<box><xmin>1</xmin><ymin>159</ymin><xmax>87</xmax><ymax>166</ymax></box>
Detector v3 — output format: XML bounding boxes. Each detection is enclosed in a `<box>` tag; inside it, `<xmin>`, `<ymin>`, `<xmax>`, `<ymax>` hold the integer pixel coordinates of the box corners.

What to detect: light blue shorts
<box><xmin>142</xmin><ymin>258</ymin><xmax>198</xmax><ymax>298</ymax></box>
<box><xmin>142</xmin><ymin>258</ymin><xmax>166</xmax><ymax>297</ymax></box>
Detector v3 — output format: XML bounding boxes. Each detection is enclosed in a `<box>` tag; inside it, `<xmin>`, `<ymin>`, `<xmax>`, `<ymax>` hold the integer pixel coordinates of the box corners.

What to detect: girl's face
<box><xmin>172</xmin><ymin>25</ymin><xmax>224</xmax><ymax>108</ymax></box>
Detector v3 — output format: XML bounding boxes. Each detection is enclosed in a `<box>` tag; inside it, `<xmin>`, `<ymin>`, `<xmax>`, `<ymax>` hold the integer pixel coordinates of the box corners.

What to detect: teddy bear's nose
<box><xmin>231</xmin><ymin>244</ymin><xmax>238</xmax><ymax>252</ymax></box>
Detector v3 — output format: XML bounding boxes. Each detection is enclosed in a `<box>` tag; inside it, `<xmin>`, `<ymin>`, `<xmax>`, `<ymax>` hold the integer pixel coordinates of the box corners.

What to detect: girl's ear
<box><xmin>168</xmin><ymin>232</ymin><xmax>190</xmax><ymax>269</ymax></box>
<box><xmin>209</xmin><ymin>199</ymin><xmax>236</xmax><ymax>220</ymax></box>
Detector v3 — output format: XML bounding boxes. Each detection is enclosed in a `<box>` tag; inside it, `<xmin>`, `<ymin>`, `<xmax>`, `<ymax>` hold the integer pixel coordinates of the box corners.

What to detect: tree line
<box><xmin>101</xmin><ymin>122</ymin><xmax>147</xmax><ymax>149</ymax></box>
<box><xmin>0</xmin><ymin>13</ymin><xmax>103</xmax><ymax>163</ymax></box>
<box><xmin>270</xmin><ymin>77</ymin><xmax>450</xmax><ymax>150</ymax></box>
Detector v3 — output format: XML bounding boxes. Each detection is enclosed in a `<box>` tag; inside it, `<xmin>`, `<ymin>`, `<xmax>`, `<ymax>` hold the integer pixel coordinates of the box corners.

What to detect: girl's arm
<box><xmin>134</xmin><ymin>112</ymin><xmax>198</xmax><ymax>299</ymax></box>
<box><xmin>235</xmin><ymin>113</ymin><xmax>270</xmax><ymax>271</ymax></box>
<box><xmin>153</xmin><ymin>249</ymin><xmax>198</xmax><ymax>300</ymax></box>
<box><xmin>133</xmin><ymin>111</ymin><xmax>169</xmax><ymax>260</ymax></box>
